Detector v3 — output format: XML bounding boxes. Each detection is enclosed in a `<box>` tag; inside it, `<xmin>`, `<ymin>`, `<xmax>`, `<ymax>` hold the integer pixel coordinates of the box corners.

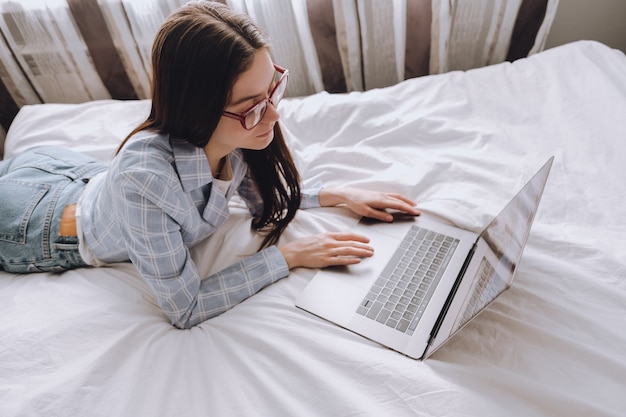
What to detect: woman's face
<box><xmin>206</xmin><ymin>50</ymin><xmax>281</xmax><ymax>159</ymax></box>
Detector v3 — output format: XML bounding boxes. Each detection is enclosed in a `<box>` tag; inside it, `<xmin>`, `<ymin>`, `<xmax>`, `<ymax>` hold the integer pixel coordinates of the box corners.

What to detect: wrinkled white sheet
<box><xmin>1</xmin><ymin>41</ymin><xmax>625</xmax><ymax>417</ymax></box>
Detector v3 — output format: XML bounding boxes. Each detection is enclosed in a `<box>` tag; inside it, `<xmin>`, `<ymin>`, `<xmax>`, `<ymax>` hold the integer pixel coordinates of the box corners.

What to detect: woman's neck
<box><xmin>204</xmin><ymin>144</ymin><xmax>231</xmax><ymax>179</ymax></box>
<box><xmin>205</xmin><ymin>152</ymin><xmax>233</xmax><ymax>181</ymax></box>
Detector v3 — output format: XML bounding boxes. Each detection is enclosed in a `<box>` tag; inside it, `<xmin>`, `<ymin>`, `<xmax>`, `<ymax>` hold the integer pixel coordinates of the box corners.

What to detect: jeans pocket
<box><xmin>0</xmin><ymin>179</ymin><xmax>50</xmax><ymax>244</ymax></box>
<box><xmin>54</xmin><ymin>236</ymin><xmax>87</xmax><ymax>269</ymax></box>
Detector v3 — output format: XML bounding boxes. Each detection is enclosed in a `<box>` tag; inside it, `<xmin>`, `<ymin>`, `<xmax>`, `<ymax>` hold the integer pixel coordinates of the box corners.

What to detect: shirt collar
<box><xmin>170</xmin><ymin>136</ymin><xmax>213</xmax><ymax>192</ymax></box>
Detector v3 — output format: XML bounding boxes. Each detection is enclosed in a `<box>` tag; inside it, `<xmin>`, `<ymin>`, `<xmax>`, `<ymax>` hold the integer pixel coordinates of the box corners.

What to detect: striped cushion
<box><xmin>0</xmin><ymin>0</ymin><xmax>558</xmax><ymax>158</ymax></box>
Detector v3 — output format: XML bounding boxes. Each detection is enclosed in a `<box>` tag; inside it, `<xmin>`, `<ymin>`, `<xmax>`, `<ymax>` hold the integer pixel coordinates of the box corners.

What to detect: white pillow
<box><xmin>5</xmin><ymin>99</ymin><xmax>151</xmax><ymax>162</ymax></box>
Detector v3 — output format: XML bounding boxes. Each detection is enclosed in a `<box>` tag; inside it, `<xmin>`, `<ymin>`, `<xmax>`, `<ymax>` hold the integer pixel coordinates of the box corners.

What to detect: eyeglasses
<box><xmin>222</xmin><ymin>64</ymin><xmax>289</xmax><ymax>130</ymax></box>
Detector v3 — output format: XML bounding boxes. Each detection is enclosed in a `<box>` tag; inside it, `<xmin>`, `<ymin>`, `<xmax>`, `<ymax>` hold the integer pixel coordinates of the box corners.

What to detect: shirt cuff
<box><xmin>300</xmin><ymin>180</ymin><xmax>322</xmax><ymax>209</ymax></box>
<box><xmin>266</xmin><ymin>245</ymin><xmax>290</xmax><ymax>280</ymax></box>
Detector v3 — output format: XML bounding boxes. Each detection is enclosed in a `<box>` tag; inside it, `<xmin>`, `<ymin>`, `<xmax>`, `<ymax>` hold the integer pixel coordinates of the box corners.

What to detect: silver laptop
<box><xmin>296</xmin><ymin>157</ymin><xmax>553</xmax><ymax>359</ymax></box>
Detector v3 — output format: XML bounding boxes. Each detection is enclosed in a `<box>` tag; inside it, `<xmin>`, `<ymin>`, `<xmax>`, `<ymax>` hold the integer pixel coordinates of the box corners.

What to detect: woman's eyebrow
<box><xmin>229</xmin><ymin>72</ymin><xmax>275</xmax><ymax>107</ymax></box>
<box><xmin>230</xmin><ymin>91</ymin><xmax>265</xmax><ymax>107</ymax></box>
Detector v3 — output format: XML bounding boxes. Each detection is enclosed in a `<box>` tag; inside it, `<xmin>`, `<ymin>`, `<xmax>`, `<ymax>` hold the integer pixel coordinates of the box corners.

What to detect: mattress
<box><xmin>1</xmin><ymin>40</ymin><xmax>625</xmax><ymax>417</ymax></box>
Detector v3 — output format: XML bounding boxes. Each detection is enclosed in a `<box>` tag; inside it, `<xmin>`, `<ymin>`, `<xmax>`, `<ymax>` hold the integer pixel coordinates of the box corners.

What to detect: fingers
<box><xmin>316</xmin><ymin>232</ymin><xmax>375</xmax><ymax>267</ymax></box>
<box><xmin>386</xmin><ymin>193</ymin><xmax>418</xmax><ymax>207</ymax></box>
<box><xmin>322</xmin><ymin>244</ymin><xmax>374</xmax><ymax>267</ymax></box>
<box><xmin>325</xmin><ymin>255</ymin><xmax>365</xmax><ymax>266</ymax></box>
<box><xmin>323</xmin><ymin>232</ymin><xmax>374</xmax><ymax>260</ymax></box>
<box><xmin>329</xmin><ymin>232</ymin><xmax>370</xmax><ymax>244</ymax></box>
<box><xmin>279</xmin><ymin>232</ymin><xmax>374</xmax><ymax>269</ymax></box>
<box><xmin>329</xmin><ymin>242</ymin><xmax>374</xmax><ymax>259</ymax></box>
<box><xmin>361</xmin><ymin>207</ymin><xmax>395</xmax><ymax>222</ymax></box>
<box><xmin>357</xmin><ymin>193</ymin><xmax>421</xmax><ymax>222</ymax></box>
<box><xmin>379</xmin><ymin>194</ymin><xmax>421</xmax><ymax>215</ymax></box>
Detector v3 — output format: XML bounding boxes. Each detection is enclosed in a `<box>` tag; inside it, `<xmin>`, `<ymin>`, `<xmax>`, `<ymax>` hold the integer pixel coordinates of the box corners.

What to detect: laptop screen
<box><xmin>454</xmin><ymin>157</ymin><xmax>553</xmax><ymax>333</ymax></box>
<box><xmin>425</xmin><ymin>157</ymin><xmax>553</xmax><ymax>357</ymax></box>
<box><xmin>478</xmin><ymin>163</ymin><xmax>550</xmax><ymax>287</ymax></box>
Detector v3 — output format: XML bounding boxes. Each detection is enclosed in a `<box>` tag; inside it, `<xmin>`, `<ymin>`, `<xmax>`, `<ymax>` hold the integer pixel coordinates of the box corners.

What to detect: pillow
<box><xmin>4</xmin><ymin>99</ymin><xmax>151</xmax><ymax>162</ymax></box>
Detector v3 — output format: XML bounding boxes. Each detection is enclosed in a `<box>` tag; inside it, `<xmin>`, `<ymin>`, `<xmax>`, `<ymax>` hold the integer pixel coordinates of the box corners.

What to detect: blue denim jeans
<box><xmin>0</xmin><ymin>147</ymin><xmax>107</xmax><ymax>273</ymax></box>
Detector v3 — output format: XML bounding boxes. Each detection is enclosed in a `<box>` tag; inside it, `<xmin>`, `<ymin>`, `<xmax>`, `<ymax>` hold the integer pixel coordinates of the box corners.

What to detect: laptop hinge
<box><xmin>426</xmin><ymin>241</ymin><xmax>477</xmax><ymax>349</ymax></box>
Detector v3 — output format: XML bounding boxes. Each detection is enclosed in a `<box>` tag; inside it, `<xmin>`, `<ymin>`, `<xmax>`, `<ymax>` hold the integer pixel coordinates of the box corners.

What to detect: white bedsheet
<box><xmin>1</xmin><ymin>41</ymin><xmax>625</xmax><ymax>417</ymax></box>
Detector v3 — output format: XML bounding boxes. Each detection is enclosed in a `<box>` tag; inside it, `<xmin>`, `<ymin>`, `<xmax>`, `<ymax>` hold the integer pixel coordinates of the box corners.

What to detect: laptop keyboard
<box><xmin>356</xmin><ymin>225</ymin><xmax>459</xmax><ymax>335</ymax></box>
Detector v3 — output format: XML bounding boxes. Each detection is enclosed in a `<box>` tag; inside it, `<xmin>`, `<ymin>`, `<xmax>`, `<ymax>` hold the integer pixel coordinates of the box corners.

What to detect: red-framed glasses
<box><xmin>222</xmin><ymin>64</ymin><xmax>289</xmax><ymax>130</ymax></box>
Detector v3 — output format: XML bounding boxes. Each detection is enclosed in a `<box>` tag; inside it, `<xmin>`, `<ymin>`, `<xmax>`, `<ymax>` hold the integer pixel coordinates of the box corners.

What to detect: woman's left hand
<box><xmin>319</xmin><ymin>187</ymin><xmax>420</xmax><ymax>222</ymax></box>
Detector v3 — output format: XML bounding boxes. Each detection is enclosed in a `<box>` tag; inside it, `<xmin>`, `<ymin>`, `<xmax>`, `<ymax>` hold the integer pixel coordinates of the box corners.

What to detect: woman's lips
<box><xmin>256</xmin><ymin>126</ymin><xmax>274</xmax><ymax>138</ymax></box>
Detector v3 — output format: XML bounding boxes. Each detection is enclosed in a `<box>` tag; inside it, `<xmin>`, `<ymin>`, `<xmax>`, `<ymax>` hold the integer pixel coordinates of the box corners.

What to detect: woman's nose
<box><xmin>263</xmin><ymin>100</ymin><xmax>280</xmax><ymax>123</ymax></box>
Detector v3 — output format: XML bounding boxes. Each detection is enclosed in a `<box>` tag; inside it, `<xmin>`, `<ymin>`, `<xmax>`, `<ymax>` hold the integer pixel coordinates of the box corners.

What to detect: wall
<box><xmin>545</xmin><ymin>0</ymin><xmax>626</xmax><ymax>54</ymax></box>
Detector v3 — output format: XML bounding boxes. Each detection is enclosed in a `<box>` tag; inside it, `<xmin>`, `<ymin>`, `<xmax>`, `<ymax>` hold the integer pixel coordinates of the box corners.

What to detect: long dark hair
<box><xmin>118</xmin><ymin>0</ymin><xmax>301</xmax><ymax>248</ymax></box>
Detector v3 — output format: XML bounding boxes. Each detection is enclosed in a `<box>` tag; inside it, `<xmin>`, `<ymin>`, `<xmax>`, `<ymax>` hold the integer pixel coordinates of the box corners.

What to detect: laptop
<box><xmin>296</xmin><ymin>157</ymin><xmax>553</xmax><ymax>359</ymax></box>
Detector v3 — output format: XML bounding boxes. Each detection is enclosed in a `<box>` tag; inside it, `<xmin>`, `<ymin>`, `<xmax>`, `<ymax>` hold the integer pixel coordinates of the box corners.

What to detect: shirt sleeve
<box><xmin>114</xmin><ymin>169</ymin><xmax>289</xmax><ymax>329</ymax></box>
<box><xmin>300</xmin><ymin>181</ymin><xmax>322</xmax><ymax>209</ymax></box>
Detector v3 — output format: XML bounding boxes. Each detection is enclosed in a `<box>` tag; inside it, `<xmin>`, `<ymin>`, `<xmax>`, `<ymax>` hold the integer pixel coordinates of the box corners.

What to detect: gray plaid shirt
<box><xmin>79</xmin><ymin>131</ymin><xmax>319</xmax><ymax>328</ymax></box>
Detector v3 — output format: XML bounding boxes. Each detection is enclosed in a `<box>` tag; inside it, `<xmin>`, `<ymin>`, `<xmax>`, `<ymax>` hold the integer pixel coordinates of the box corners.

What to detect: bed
<box><xmin>1</xmin><ymin>40</ymin><xmax>625</xmax><ymax>416</ymax></box>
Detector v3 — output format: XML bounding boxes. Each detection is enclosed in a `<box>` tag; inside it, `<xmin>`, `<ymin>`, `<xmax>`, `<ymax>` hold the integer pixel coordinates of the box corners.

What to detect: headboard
<box><xmin>0</xmin><ymin>0</ymin><xmax>559</xmax><ymax>158</ymax></box>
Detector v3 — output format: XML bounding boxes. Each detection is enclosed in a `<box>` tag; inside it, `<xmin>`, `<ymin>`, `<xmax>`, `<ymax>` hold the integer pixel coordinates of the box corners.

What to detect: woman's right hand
<box><xmin>278</xmin><ymin>232</ymin><xmax>374</xmax><ymax>269</ymax></box>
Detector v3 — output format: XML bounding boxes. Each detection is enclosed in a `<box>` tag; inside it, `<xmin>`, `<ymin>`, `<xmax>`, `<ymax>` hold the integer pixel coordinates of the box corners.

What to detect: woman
<box><xmin>0</xmin><ymin>1</ymin><xmax>419</xmax><ymax>328</ymax></box>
